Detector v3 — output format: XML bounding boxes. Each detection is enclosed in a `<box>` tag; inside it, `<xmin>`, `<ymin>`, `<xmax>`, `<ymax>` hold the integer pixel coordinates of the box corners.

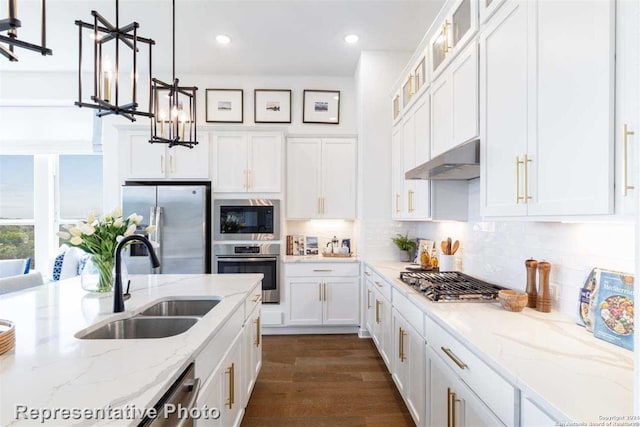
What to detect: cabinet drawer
<box><xmin>195</xmin><ymin>306</ymin><xmax>244</xmax><ymax>382</ymax></box>
<box><xmin>363</xmin><ymin>267</ymin><xmax>391</xmax><ymax>301</ymax></box>
<box><xmin>425</xmin><ymin>315</ymin><xmax>516</xmax><ymax>427</ymax></box>
<box><xmin>393</xmin><ymin>291</ymin><xmax>424</xmax><ymax>338</ymax></box>
<box><xmin>285</xmin><ymin>262</ymin><xmax>359</xmax><ymax>278</ymax></box>
<box><xmin>244</xmin><ymin>285</ymin><xmax>262</xmax><ymax>319</ymax></box>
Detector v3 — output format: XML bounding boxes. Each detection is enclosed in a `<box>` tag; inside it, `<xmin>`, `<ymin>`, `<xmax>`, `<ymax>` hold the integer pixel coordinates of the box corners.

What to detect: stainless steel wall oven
<box><xmin>214</xmin><ymin>244</ymin><xmax>279</xmax><ymax>303</ymax></box>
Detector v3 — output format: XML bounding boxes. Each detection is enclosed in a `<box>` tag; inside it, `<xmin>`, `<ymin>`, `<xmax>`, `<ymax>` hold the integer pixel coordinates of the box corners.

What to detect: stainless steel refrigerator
<box><xmin>122</xmin><ymin>182</ymin><xmax>211</xmax><ymax>274</ymax></box>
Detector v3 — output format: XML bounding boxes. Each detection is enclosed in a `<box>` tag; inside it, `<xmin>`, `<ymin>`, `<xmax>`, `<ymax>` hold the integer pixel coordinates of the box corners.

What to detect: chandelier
<box><xmin>74</xmin><ymin>0</ymin><xmax>155</xmax><ymax>121</ymax></box>
<box><xmin>0</xmin><ymin>0</ymin><xmax>52</xmax><ymax>61</ymax></box>
<box><xmin>149</xmin><ymin>0</ymin><xmax>198</xmax><ymax>148</ymax></box>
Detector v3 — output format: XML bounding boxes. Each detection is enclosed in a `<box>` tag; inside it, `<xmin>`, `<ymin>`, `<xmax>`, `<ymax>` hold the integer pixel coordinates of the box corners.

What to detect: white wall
<box><xmin>415</xmin><ymin>180</ymin><xmax>635</xmax><ymax>317</ymax></box>
<box><xmin>354</xmin><ymin>50</ymin><xmax>413</xmax><ymax>260</ymax></box>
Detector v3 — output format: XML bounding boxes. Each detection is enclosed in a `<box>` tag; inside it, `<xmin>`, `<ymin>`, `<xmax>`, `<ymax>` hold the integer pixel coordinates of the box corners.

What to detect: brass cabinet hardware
<box><xmin>524</xmin><ymin>154</ymin><xmax>532</xmax><ymax>202</ymax></box>
<box><xmin>225</xmin><ymin>363</ymin><xmax>235</xmax><ymax>409</ymax></box>
<box><xmin>400</xmin><ymin>328</ymin><xmax>407</xmax><ymax>362</ymax></box>
<box><xmin>319</xmin><ymin>283</ymin><xmax>322</xmax><ymax>301</ymax></box>
<box><xmin>364</xmin><ymin>271</ymin><xmax>371</xmax><ymax>277</ymax></box>
<box><xmin>441</xmin><ymin>346</ymin><xmax>468</xmax><ymax>370</ymax></box>
<box><xmin>313</xmin><ymin>269</ymin><xmax>333</xmax><ymax>272</ymax></box>
<box><xmin>408</xmin><ymin>190</ymin><xmax>414</xmax><ymax>213</ymax></box>
<box><xmin>160</xmin><ymin>155</ymin><xmax>165</xmax><ymax>174</ymax></box>
<box><xmin>623</xmin><ymin>123</ymin><xmax>635</xmax><ymax>196</ymax></box>
<box><xmin>323</xmin><ymin>282</ymin><xmax>327</xmax><ymax>301</ymax></box>
<box><xmin>251</xmin><ymin>295</ymin><xmax>261</xmax><ymax>303</ymax></box>
<box><xmin>375</xmin><ymin>300</ymin><xmax>381</xmax><ymax>324</ymax></box>
<box><xmin>398</xmin><ymin>327</ymin><xmax>403</xmax><ymax>361</ymax></box>
<box><xmin>254</xmin><ymin>317</ymin><xmax>261</xmax><ymax>347</ymax></box>
<box><xmin>374</xmin><ymin>281</ymin><xmax>383</xmax><ymax>288</ymax></box>
<box><xmin>248</xmin><ymin>169</ymin><xmax>252</xmax><ymax>189</ymax></box>
<box><xmin>516</xmin><ymin>156</ymin><xmax>523</xmax><ymax>203</ymax></box>
<box><xmin>367</xmin><ymin>290</ymin><xmax>372</xmax><ymax>309</ymax></box>
<box><xmin>169</xmin><ymin>155</ymin><xmax>175</xmax><ymax>174</ymax></box>
<box><xmin>395</xmin><ymin>193</ymin><xmax>400</xmax><ymax>213</ymax></box>
<box><xmin>447</xmin><ymin>388</ymin><xmax>454</xmax><ymax>427</ymax></box>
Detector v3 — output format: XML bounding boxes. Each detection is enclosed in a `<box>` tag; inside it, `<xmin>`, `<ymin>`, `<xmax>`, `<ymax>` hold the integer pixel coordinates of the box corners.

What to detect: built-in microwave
<box><xmin>213</xmin><ymin>199</ymin><xmax>280</xmax><ymax>241</ymax></box>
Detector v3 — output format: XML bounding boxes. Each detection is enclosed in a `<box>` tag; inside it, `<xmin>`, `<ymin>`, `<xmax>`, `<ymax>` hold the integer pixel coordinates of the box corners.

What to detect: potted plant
<box><xmin>391</xmin><ymin>233</ymin><xmax>416</xmax><ymax>262</ymax></box>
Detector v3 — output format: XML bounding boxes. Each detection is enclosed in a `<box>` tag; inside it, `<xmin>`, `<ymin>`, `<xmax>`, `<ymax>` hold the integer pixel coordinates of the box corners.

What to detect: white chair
<box><xmin>0</xmin><ymin>259</ymin><xmax>30</xmax><ymax>279</ymax></box>
<box><xmin>0</xmin><ymin>271</ymin><xmax>44</xmax><ymax>295</ymax></box>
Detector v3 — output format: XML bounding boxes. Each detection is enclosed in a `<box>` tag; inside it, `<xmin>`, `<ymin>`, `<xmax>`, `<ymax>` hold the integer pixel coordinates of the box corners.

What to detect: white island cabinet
<box><xmin>0</xmin><ymin>274</ymin><xmax>262</xmax><ymax>427</ymax></box>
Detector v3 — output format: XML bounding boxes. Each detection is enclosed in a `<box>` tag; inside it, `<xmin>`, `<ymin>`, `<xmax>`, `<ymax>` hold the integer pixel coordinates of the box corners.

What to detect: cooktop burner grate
<box><xmin>399</xmin><ymin>271</ymin><xmax>503</xmax><ymax>302</ymax></box>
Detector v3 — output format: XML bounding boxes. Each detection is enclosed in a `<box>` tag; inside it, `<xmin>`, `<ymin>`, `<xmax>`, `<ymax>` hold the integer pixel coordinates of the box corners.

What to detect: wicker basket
<box><xmin>0</xmin><ymin>320</ymin><xmax>15</xmax><ymax>356</ymax></box>
<box><xmin>321</xmin><ymin>252</ymin><xmax>353</xmax><ymax>258</ymax></box>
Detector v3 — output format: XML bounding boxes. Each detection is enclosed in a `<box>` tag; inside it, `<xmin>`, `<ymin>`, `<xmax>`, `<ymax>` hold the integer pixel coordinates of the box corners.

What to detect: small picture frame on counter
<box><xmin>305</xmin><ymin>236</ymin><xmax>318</xmax><ymax>255</ymax></box>
<box><xmin>341</xmin><ymin>239</ymin><xmax>351</xmax><ymax>253</ymax></box>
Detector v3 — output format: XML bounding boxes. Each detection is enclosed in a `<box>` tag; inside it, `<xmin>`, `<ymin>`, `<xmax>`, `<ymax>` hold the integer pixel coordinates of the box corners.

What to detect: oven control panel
<box><xmin>234</xmin><ymin>246</ymin><xmax>261</xmax><ymax>254</ymax></box>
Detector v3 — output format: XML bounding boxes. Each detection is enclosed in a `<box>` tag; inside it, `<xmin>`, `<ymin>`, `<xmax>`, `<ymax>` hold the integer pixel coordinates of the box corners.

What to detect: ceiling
<box><xmin>0</xmin><ymin>0</ymin><xmax>444</xmax><ymax>75</ymax></box>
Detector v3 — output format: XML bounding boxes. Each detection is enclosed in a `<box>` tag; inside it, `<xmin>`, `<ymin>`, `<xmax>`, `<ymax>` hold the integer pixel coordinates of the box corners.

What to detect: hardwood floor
<box><xmin>241</xmin><ymin>334</ymin><xmax>414</xmax><ymax>427</ymax></box>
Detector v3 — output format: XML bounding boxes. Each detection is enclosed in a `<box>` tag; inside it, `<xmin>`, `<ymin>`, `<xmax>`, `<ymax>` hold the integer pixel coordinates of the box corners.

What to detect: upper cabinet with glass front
<box><xmin>430</xmin><ymin>0</ymin><xmax>478</xmax><ymax>78</ymax></box>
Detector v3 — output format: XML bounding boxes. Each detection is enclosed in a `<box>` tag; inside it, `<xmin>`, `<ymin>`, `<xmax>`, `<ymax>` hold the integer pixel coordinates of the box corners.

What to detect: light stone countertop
<box><xmin>365</xmin><ymin>260</ymin><xmax>634</xmax><ymax>424</ymax></box>
<box><xmin>0</xmin><ymin>274</ymin><xmax>262</xmax><ymax>426</ymax></box>
<box><xmin>282</xmin><ymin>254</ymin><xmax>359</xmax><ymax>263</ymax></box>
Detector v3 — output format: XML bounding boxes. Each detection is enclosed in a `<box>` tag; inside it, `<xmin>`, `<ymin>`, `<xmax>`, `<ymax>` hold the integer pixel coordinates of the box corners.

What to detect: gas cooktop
<box><xmin>399</xmin><ymin>271</ymin><xmax>503</xmax><ymax>302</ymax></box>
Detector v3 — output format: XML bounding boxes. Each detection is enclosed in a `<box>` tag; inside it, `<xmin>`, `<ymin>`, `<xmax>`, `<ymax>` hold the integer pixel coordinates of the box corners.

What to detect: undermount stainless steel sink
<box><xmin>78</xmin><ymin>317</ymin><xmax>198</xmax><ymax>340</ymax></box>
<box><xmin>138</xmin><ymin>299</ymin><xmax>221</xmax><ymax>317</ymax></box>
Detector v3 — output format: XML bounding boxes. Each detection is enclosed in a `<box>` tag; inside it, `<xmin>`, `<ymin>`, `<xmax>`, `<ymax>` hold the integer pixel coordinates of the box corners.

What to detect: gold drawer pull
<box><xmin>441</xmin><ymin>346</ymin><xmax>467</xmax><ymax>370</ymax></box>
<box><xmin>623</xmin><ymin>123</ymin><xmax>635</xmax><ymax>196</ymax></box>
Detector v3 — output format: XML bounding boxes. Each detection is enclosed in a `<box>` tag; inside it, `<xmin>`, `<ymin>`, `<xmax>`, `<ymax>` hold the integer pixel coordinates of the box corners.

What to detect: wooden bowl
<box><xmin>0</xmin><ymin>320</ymin><xmax>15</xmax><ymax>356</ymax></box>
<box><xmin>498</xmin><ymin>290</ymin><xmax>528</xmax><ymax>312</ymax></box>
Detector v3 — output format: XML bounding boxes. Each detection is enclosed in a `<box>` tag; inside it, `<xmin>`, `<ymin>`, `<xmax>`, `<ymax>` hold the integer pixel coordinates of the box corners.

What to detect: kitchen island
<box><xmin>0</xmin><ymin>273</ymin><xmax>263</xmax><ymax>426</ymax></box>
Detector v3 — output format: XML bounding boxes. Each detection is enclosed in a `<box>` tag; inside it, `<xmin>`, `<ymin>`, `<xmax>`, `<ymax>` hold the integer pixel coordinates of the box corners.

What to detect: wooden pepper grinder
<box><xmin>536</xmin><ymin>261</ymin><xmax>552</xmax><ymax>313</ymax></box>
<box><xmin>525</xmin><ymin>259</ymin><xmax>538</xmax><ymax>308</ymax></box>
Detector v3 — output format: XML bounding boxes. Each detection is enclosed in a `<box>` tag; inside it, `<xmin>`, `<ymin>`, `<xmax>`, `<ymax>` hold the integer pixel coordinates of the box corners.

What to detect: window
<box><xmin>58</xmin><ymin>155</ymin><xmax>103</xmax><ymax>220</ymax></box>
<box><xmin>0</xmin><ymin>155</ymin><xmax>35</xmax><ymax>266</ymax></box>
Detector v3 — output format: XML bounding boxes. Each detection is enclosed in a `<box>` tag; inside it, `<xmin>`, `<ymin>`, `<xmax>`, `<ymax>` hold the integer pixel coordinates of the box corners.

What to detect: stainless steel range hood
<box><xmin>405</xmin><ymin>138</ymin><xmax>480</xmax><ymax>180</ymax></box>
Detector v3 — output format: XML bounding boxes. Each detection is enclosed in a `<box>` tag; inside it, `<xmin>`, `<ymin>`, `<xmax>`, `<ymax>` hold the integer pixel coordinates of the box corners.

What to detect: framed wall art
<box><xmin>206</xmin><ymin>89</ymin><xmax>244</xmax><ymax>123</ymax></box>
<box><xmin>254</xmin><ymin>89</ymin><xmax>292</xmax><ymax>123</ymax></box>
<box><xmin>303</xmin><ymin>90</ymin><xmax>340</xmax><ymax>124</ymax></box>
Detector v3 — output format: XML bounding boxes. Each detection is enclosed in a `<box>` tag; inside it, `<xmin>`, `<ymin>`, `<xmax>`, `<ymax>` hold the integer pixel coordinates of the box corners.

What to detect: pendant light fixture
<box><xmin>74</xmin><ymin>0</ymin><xmax>155</xmax><ymax>122</ymax></box>
<box><xmin>149</xmin><ymin>0</ymin><xmax>198</xmax><ymax>148</ymax></box>
<box><xmin>0</xmin><ymin>0</ymin><xmax>52</xmax><ymax>61</ymax></box>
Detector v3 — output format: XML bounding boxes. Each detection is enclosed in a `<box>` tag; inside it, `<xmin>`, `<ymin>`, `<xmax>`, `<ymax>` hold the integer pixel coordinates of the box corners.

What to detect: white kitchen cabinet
<box><xmin>430</xmin><ymin>0</ymin><xmax>478</xmax><ymax>78</ymax></box>
<box><xmin>364</xmin><ymin>279</ymin><xmax>375</xmax><ymax>334</ymax></box>
<box><xmin>521</xmin><ymin>396</ymin><xmax>557</xmax><ymax>427</ymax></box>
<box><xmin>391</xmin><ymin>126</ymin><xmax>404</xmax><ymax>220</ymax></box>
<box><xmin>392</xmin><ymin>309</ymin><xmax>426</xmax><ymax>426</ymax></box>
<box><xmin>429</xmin><ymin>346</ymin><xmax>504</xmax><ymax>427</ymax></box>
<box><xmin>285</xmin><ymin>263</ymin><xmax>360</xmax><ymax>326</ymax></box>
<box><xmin>286</xmin><ymin>138</ymin><xmax>356</xmax><ymax>219</ymax></box>
<box><xmin>125</xmin><ymin>133</ymin><xmax>210</xmax><ymax>180</ymax></box>
<box><xmin>479</xmin><ymin>0</ymin><xmax>507</xmax><ymax>24</ymax></box>
<box><xmin>431</xmin><ymin>41</ymin><xmax>478</xmax><ymax>158</ymax></box>
<box><xmin>286</xmin><ymin>278</ymin><xmax>359</xmax><ymax>326</ymax></box>
<box><xmin>371</xmin><ymin>282</ymin><xmax>392</xmax><ymax>370</ymax></box>
<box><xmin>614</xmin><ymin>0</ymin><xmax>639</xmax><ymax>217</ymax></box>
<box><xmin>242</xmin><ymin>303</ymin><xmax>262</xmax><ymax>406</ymax></box>
<box><xmin>481</xmin><ymin>0</ymin><xmax>615</xmax><ymax>217</ymax></box>
<box><xmin>213</xmin><ymin>132</ymin><xmax>282</xmax><ymax>193</ymax></box>
<box><xmin>197</xmin><ymin>330</ymin><xmax>243</xmax><ymax>427</ymax></box>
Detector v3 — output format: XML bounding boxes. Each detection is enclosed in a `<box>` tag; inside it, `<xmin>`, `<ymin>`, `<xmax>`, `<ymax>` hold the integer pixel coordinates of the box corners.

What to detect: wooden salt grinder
<box><xmin>536</xmin><ymin>261</ymin><xmax>552</xmax><ymax>313</ymax></box>
<box><xmin>525</xmin><ymin>259</ymin><xmax>538</xmax><ymax>308</ymax></box>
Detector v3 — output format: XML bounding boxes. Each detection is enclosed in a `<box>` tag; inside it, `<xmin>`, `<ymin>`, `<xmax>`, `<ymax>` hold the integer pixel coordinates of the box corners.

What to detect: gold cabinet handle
<box><xmin>367</xmin><ymin>289</ymin><xmax>372</xmax><ymax>309</ymax></box>
<box><xmin>318</xmin><ymin>197</ymin><xmax>322</xmax><ymax>215</ymax></box>
<box><xmin>516</xmin><ymin>156</ymin><xmax>523</xmax><ymax>203</ymax></box>
<box><xmin>313</xmin><ymin>269</ymin><xmax>333</xmax><ymax>272</ymax></box>
<box><xmin>395</xmin><ymin>193</ymin><xmax>400</xmax><ymax>213</ymax></box>
<box><xmin>319</xmin><ymin>283</ymin><xmax>323</xmax><ymax>301</ymax></box>
<box><xmin>524</xmin><ymin>154</ymin><xmax>532</xmax><ymax>202</ymax></box>
<box><xmin>323</xmin><ymin>282</ymin><xmax>327</xmax><ymax>301</ymax></box>
<box><xmin>441</xmin><ymin>346</ymin><xmax>468</xmax><ymax>370</ymax></box>
<box><xmin>225</xmin><ymin>363</ymin><xmax>235</xmax><ymax>409</ymax></box>
<box><xmin>447</xmin><ymin>388</ymin><xmax>455</xmax><ymax>427</ymax></box>
<box><xmin>169</xmin><ymin>155</ymin><xmax>175</xmax><ymax>174</ymax></box>
<box><xmin>251</xmin><ymin>294</ymin><xmax>261</xmax><ymax>303</ymax></box>
<box><xmin>623</xmin><ymin>124</ymin><xmax>635</xmax><ymax>196</ymax></box>
<box><xmin>254</xmin><ymin>316</ymin><xmax>261</xmax><ymax>347</ymax></box>
<box><xmin>248</xmin><ymin>169</ymin><xmax>252</xmax><ymax>190</ymax></box>
<box><xmin>401</xmin><ymin>328</ymin><xmax>407</xmax><ymax>362</ymax></box>
<box><xmin>364</xmin><ymin>271</ymin><xmax>371</xmax><ymax>277</ymax></box>
<box><xmin>375</xmin><ymin>300</ymin><xmax>381</xmax><ymax>324</ymax></box>
<box><xmin>407</xmin><ymin>190</ymin><xmax>414</xmax><ymax>212</ymax></box>
<box><xmin>374</xmin><ymin>281</ymin><xmax>383</xmax><ymax>288</ymax></box>
<box><xmin>160</xmin><ymin>155</ymin><xmax>165</xmax><ymax>174</ymax></box>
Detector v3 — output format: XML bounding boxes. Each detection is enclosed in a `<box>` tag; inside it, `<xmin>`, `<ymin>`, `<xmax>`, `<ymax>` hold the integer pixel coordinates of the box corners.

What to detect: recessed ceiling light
<box><xmin>344</xmin><ymin>34</ymin><xmax>359</xmax><ymax>44</ymax></box>
<box><xmin>216</xmin><ymin>34</ymin><xmax>231</xmax><ymax>45</ymax></box>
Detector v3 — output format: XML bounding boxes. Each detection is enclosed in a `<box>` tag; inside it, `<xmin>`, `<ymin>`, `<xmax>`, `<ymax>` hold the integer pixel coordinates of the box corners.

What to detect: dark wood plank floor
<box><xmin>241</xmin><ymin>334</ymin><xmax>414</xmax><ymax>427</ymax></box>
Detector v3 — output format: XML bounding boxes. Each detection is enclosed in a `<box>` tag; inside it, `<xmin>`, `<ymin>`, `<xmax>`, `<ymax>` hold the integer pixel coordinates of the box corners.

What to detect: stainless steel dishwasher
<box><xmin>139</xmin><ymin>363</ymin><xmax>201</xmax><ymax>427</ymax></box>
